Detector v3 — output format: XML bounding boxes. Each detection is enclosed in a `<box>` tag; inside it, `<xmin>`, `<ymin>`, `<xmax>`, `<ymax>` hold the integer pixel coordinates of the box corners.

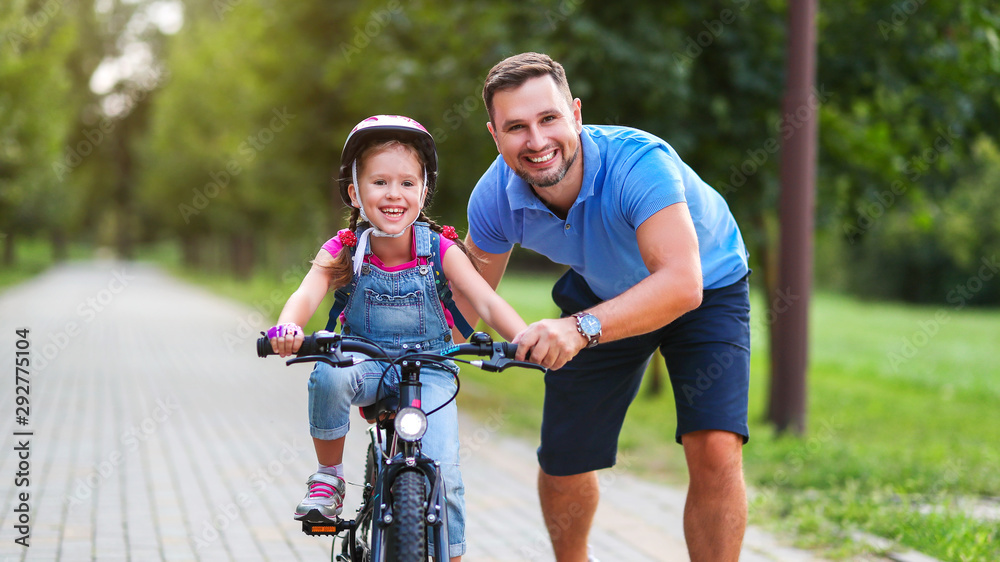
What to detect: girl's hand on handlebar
<box><xmin>511</xmin><ymin>317</ymin><xmax>586</xmax><ymax>371</ymax></box>
<box><xmin>267</xmin><ymin>323</ymin><xmax>304</xmax><ymax>357</ymax></box>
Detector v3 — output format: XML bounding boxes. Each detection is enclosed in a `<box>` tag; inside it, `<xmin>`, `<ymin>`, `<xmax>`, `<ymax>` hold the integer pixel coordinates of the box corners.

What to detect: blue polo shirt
<box><xmin>467</xmin><ymin>125</ymin><xmax>748</xmax><ymax>300</ymax></box>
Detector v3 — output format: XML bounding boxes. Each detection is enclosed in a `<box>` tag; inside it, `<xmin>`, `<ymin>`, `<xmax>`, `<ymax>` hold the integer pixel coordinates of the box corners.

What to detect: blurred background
<box><xmin>3</xmin><ymin>0</ymin><xmax>999</xmax><ymax>302</ymax></box>
<box><xmin>2</xmin><ymin>1</ymin><xmax>999</xmax><ymax>559</ymax></box>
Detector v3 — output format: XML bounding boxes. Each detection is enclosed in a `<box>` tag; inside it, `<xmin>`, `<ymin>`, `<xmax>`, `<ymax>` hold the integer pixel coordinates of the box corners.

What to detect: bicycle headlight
<box><xmin>394</xmin><ymin>407</ymin><xmax>428</xmax><ymax>442</ymax></box>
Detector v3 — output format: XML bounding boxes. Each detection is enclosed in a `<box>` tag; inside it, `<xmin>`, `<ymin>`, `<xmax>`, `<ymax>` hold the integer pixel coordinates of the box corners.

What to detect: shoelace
<box><xmin>308</xmin><ymin>480</ymin><xmax>342</xmax><ymax>502</ymax></box>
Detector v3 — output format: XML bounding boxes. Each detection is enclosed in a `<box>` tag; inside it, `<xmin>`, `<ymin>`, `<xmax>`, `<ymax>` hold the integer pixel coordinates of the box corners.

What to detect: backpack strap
<box><xmin>427</xmin><ymin>227</ymin><xmax>476</xmax><ymax>339</ymax></box>
<box><xmin>325</xmin><ymin>230</ymin><xmax>363</xmax><ymax>331</ymax></box>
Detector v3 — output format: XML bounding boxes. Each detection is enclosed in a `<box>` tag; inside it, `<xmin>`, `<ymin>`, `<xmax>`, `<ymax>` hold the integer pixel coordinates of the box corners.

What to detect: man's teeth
<box><xmin>528</xmin><ymin>152</ymin><xmax>555</xmax><ymax>163</ymax></box>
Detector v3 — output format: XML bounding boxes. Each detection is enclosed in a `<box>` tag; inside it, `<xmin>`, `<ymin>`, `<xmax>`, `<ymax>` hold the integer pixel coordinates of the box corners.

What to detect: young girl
<box><xmin>267</xmin><ymin>115</ymin><xmax>527</xmax><ymax>561</ymax></box>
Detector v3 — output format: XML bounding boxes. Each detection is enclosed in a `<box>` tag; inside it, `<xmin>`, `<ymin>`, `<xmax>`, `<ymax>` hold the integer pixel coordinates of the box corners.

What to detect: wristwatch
<box><xmin>572</xmin><ymin>312</ymin><xmax>602</xmax><ymax>348</ymax></box>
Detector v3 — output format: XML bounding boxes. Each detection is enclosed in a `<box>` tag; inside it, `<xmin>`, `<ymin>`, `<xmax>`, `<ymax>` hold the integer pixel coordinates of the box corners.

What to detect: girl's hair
<box><xmin>314</xmin><ymin>140</ymin><xmax>481</xmax><ymax>289</ymax></box>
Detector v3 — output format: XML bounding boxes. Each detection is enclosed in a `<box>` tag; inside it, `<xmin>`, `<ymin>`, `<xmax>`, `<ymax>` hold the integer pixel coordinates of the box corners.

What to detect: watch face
<box><xmin>579</xmin><ymin>314</ymin><xmax>601</xmax><ymax>335</ymax></box>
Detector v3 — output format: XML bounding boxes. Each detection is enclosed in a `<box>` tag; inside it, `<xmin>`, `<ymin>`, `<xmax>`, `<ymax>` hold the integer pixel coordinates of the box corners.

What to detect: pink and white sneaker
<box><xmin>294</xmin><ymin>472</ymin><xmax>346</xmax><ymax>521</ymax></box>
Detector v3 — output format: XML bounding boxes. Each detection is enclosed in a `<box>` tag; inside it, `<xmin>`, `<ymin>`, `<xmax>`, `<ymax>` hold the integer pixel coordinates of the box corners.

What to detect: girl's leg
<box><xmin>419</xmin><ymin>365</ymin><xmax>466</xmax><ymax>560</ymax></box>
<box><xmin>298</xmin><ymin>362</ymin><xmax>365</xmax><ymax>519</ymax></box>
<box><xmin>314</xmin><ymin>437</ymin><xmax>346</xmax><ymax>466</ymax></box>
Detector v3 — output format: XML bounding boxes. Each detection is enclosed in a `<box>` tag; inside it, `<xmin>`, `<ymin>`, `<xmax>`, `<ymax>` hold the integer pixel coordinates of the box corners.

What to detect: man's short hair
<box><xmin>482</xmin><ymin>52</ymin><xmax>574</xmax><ymax>125</ymax></box>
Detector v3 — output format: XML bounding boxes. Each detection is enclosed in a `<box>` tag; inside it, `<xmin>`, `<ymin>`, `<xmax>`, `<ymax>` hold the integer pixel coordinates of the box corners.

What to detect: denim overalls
<box><xmin>306</xmin><ymin>223</ymin><xmax>466</xmax><ymax>557</ymax></box>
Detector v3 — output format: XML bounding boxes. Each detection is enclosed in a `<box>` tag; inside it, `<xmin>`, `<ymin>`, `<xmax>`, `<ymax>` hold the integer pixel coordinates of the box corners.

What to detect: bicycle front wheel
<box><xmin>385</xmin><ymin>469</ymin><xmax>427</xmax><ymax>562</ymax></box>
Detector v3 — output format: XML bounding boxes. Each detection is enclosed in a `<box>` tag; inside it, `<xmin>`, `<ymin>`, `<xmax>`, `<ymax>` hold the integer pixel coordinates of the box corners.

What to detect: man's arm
<box><xmin>514</xmin><ymin>203</ymin><xmax>703</xmax><ymax>369</ymax></box>
<box><xmin>451</xmin><ymin>236</ymin><xmax>513</xmax><ymax>332</ymax></box>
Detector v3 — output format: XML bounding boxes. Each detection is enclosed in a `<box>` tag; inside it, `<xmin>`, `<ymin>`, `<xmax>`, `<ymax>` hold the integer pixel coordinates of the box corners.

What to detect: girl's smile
<box><xmin>348</xmin><ymin>143</ymin><xmax>427</xmax><ymax>237</ymax></box>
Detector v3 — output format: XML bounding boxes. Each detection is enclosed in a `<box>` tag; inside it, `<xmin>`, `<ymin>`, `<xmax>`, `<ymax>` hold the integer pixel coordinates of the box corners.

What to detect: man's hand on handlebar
<box><xmin>511</xmin><ymin>317</ymin><xmax>586</xmax><ymax>371</ymax></box>
<box><xmin>267</xmin><ymin>322</ymin><xmax>305</xmax><ymax>357</ymax></box>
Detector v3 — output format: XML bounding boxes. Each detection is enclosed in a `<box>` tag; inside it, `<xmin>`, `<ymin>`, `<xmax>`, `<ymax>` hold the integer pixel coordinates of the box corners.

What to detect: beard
<box><xmin>514</xmin><ymin>143</ymin><xmax>580</xmax><ymax>189</ymax></box>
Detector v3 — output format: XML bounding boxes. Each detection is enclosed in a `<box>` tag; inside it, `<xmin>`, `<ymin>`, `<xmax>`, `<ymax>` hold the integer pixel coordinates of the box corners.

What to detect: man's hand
<box><xmin>513</xmin><ymin>317</ymin><xmax>587</xmax><ymax>370</ymax></box>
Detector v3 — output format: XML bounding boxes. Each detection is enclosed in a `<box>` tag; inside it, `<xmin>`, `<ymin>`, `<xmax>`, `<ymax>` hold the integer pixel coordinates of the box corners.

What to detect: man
<box><xmin>462</xmin><ymin>52</ymin><xmax>751</xmax><ymax>561</ymax></box>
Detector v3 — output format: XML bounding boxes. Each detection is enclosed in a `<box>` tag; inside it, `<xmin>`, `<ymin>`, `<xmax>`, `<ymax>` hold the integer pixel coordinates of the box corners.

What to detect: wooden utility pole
<box><xmin>768</xmin><ymin>0</ymin><xmax>818</xmax><ymax>434</ymax></box>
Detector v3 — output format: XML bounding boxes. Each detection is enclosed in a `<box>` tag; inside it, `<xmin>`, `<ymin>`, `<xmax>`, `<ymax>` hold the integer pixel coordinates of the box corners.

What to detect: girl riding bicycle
<box><xmin>267</xmin><ymin>115</ymin><xmax>527</xmax><ymax>561</ymax></box>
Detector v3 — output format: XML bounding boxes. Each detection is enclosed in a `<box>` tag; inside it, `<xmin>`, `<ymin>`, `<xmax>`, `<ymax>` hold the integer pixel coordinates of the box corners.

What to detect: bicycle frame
<box><xmin>367</xmin><ymin>358</ymin><xmax>450</xmax><ymax>562</ymax></box>
<box><xmin>258</xmin><ymin>331</ymin><xmax>542</xmax><ymax>562</ymax></box>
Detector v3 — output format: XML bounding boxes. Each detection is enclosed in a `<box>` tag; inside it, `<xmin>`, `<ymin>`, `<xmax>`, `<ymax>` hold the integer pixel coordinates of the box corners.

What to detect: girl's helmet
<box><xmin>338</xmin><ymin>115</ymin><xmax>438</xmax><ymax>207</ymax></box>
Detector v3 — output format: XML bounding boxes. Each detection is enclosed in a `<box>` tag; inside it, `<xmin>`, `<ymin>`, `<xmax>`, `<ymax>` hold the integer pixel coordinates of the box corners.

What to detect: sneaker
<box><xmin>294</xmin><ymin>472</ymin><xmax>346</xmax><ymax>521</ymax></box>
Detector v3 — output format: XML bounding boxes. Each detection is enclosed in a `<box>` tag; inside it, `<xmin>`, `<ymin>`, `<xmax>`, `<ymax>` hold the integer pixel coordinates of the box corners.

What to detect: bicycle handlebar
<box><xmin>256</xmin><ymin>330</ymin><xmax>545</xmax><ymax>373</ymax></box>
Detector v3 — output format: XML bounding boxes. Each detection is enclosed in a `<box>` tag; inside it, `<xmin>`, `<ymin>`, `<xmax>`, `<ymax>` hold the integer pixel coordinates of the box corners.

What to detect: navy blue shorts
<box><xmin>537</xmin><ymin>270</ymin><xmax>751</xmax><ymax>476</ymax></box>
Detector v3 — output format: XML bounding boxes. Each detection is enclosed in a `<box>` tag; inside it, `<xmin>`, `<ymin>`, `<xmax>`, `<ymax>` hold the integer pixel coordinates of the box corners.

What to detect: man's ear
<box><xmin>487</xmin><ymin>121</ymin><xmax>500</xmax><ymax>153</ymax></box>
<box><xmin>572</xmin><ymin>98</ymin><xmax>583</xmax><ymax>133</ymax></box>
<box><xmin>347</xmin><ymin>184</ymin><xmax>360</xmax><ymax>208</ymax></box>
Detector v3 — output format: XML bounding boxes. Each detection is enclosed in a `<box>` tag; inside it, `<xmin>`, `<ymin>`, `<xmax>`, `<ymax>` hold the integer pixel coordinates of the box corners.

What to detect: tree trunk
<box><xmin>52</xmin><ymin>228</ymin><xmax>68</xmax><ymax>261</ymax></box>
<box><xmin>768</xmin><ymin>0</ymin><xmax>818</xmax><ymax>435</ymax></box>
<box><xmin>2</xmin><ymin>231</ymin><xmax>13</xmax><ymax>267</ymax></box>
<box><xmin>181</xmin><ymin>235</ymin><xmax>201</xmax><ymax>269</ymax></box>
<box><xmin>230</xmin><ymin>233</ymin><xmax>255</xmax><ymax>279</ymax></box>
<box><xmin>114</xmin><ymin>132</ymin><xmax>135</xmax><ymax>261</ymax></box>
<box><xmin>646</xmin><ymin>350</ymin><xmax>664</xmax><ymax>396</ymax></box>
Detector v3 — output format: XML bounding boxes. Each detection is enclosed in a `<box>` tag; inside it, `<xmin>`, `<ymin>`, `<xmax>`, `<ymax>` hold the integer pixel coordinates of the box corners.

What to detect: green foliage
<box><xmin>0</xmin><ymin>0</ymin><xmax>77</xmax><ymax>243</ymax></box>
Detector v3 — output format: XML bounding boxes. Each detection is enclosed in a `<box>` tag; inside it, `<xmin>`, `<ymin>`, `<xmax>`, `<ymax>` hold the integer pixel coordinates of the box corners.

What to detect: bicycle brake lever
<box><xmin>476</xmin><ymin>357</ymin><xmax>546</xmax><ymax>373</ymax></box>
<box><xmin>286</xmin><ymin>354</ymin><xmax>355</xmax><ymax>368</ymax></box>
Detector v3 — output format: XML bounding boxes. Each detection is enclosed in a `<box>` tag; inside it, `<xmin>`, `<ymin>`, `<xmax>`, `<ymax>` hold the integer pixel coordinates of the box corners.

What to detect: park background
<box><xmin>2</xmin><ymin>0</ymin><xmax>999</xmax><ymax>560</ymax></box>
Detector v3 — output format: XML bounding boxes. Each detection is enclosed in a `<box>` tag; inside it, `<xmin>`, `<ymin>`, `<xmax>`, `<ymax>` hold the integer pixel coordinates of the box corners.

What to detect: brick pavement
<box><xmin>0</xmin><ymin>261</ymin><xmax>833</xmax><ymax>561</ymax></box>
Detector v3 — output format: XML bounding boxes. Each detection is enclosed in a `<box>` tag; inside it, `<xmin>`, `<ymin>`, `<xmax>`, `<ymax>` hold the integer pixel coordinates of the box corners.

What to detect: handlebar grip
<box><xmin>257</xmin><ymin>336</ymin><xmax>276</xmax><ymax>357</ymax></box>
<box><xmin>256</xmin><ymin>334</ymin><xmax>320</xmax><ymax>357</ymax></box>
<box><xmin>497</xmin><ymin>342</ymin><xmax>518</xmax><ymax>358</ymax></box>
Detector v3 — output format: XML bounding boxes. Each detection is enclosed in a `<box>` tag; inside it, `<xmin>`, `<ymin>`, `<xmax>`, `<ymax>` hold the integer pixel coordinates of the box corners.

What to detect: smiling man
<box><xmin>461</xmin><ymin>52</ymin><xmax>752</xmax><ymax>561</ymax></box>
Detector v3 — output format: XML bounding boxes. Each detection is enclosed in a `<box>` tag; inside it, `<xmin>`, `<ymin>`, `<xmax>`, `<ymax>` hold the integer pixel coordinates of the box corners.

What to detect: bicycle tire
<box><xmin>385</xmin><ymin>469</ymin><xmax>427</xmax><ymax>562</ymax></box>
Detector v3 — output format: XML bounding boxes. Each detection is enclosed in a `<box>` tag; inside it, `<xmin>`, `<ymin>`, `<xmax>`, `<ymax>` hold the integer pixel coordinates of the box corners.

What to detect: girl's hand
<box><xmin>267</xmin><ymin>323</ymin><xmax>304</xmax><ymax>357</ymax></box>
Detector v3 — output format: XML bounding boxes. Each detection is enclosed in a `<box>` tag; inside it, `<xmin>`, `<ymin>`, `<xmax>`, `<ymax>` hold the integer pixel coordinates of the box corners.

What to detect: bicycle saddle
<box><xmin>360</xmin><ymin>395</ymin><xmax>400</xmax><ymax>423</ymax></box>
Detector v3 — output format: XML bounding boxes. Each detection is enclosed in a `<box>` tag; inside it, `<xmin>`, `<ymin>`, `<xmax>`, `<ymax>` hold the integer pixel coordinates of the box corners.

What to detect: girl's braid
<box><xmin>321</xmin><ymin>207</ymin><xmax>361</xmax><ymax>288</ymax></box>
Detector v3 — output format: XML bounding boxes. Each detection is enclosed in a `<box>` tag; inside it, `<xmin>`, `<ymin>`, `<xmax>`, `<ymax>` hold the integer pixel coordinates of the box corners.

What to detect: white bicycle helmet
<box><xmin>338</xmin><ymin>115</ymin><xmax>438</xmax><ymax>207</ymax></box>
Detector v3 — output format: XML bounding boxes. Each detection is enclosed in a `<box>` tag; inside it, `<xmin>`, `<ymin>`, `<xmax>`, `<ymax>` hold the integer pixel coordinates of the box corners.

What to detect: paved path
<box><xmin>0</xmin><ymin>261</ymin><xmax>829</xmax><ymax>561</ymax></box>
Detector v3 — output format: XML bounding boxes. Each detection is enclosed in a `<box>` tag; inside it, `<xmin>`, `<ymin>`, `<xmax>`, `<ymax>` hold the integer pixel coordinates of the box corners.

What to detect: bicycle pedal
<box><xmin>298</xmin><ymin>511</ymin><xmax>357</xmax><ymax>536</ymax></box>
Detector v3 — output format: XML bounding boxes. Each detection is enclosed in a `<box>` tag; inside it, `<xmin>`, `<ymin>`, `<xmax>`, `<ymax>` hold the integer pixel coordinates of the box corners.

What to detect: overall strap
<box><xmin>427</xmin><ymin>229</ymin><xmax>476</xmax><ymax>339</ymax></box>
<box><xmin>413</xmin><ymin>222</ymin><xmax>432</xmax><ymax>259</ymax></box>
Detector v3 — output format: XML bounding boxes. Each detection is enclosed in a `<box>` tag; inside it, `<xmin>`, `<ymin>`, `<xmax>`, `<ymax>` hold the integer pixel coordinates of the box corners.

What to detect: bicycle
<box><xmin>256</xmin><ymin>330</ymin><xmax>543</xmax><ymax>562</ymax></box>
